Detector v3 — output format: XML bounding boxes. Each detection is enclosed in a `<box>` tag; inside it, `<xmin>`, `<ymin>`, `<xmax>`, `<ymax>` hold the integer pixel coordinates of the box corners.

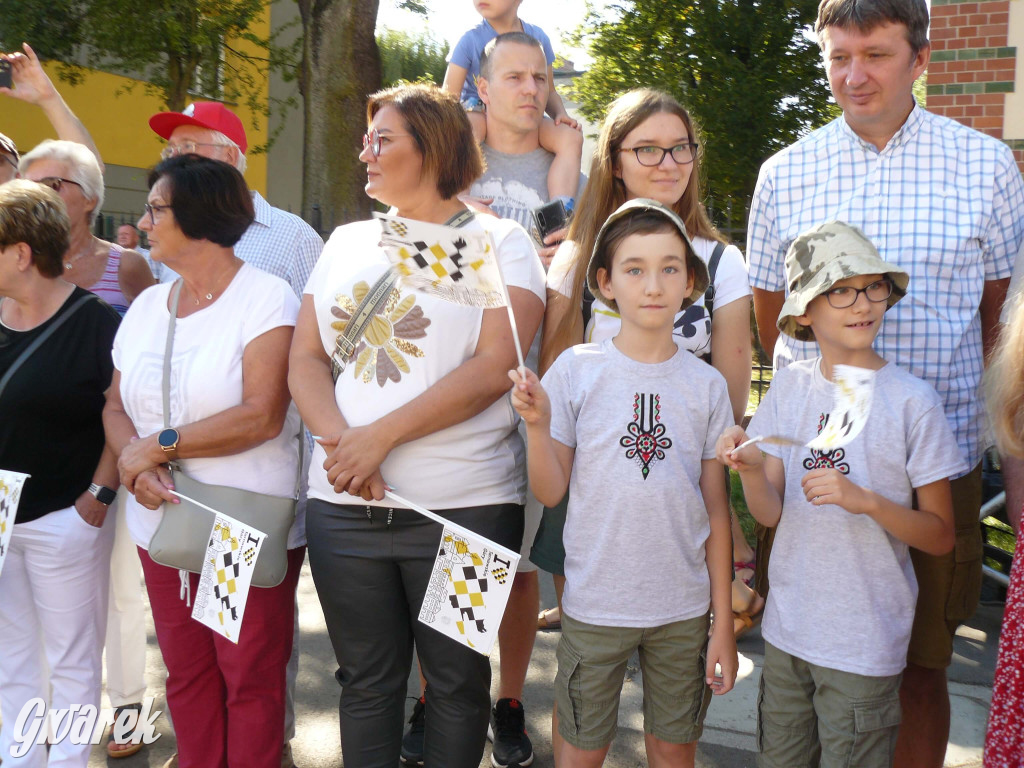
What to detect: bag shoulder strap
<box><xmin>703</xmin><ymin>241</ymin><xmax>726</xmax><ymax>322</ymax></box>
<box><xmin>0</xmin><ymin>292</ymin><xmax>98</xmax><ymax>402</ymax></box>
<box><xmin>163</xmin><ymin>280</ymin><xmax>184</xmax><ymax>430</ymax></box>
<box><xmin>331</xmin><ymin>270</ymin><xmax>398</xmax><ymax>382</ymax></box>
<box><xmin>331</xmin><ymin>209</ymin><xmax>476</xmax><ymax>382</ymax></box>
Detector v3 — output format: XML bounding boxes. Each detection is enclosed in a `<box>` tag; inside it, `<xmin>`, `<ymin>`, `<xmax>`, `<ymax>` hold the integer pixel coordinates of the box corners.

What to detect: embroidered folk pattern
<box><xmin>330</xmin><ymin>281</ymin><xmax>431</xmax><ymax>387</ymax></box>
<box><xmin>802</xmin><ymin>412</ymin><xmax>851</xmax><ymax>473</ymax></box>
<box><xmin>619</xmin><ymin>393</ymin><xmax>673</xmax><ymax>480</ymax></box>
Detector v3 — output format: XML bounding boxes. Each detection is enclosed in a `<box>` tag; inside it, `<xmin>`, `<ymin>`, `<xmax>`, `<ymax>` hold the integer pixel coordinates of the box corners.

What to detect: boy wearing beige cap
<box><xmin>718</xmin><ymin>221</ymin><xmax>965</xmax><ymax>768</ymax></box>
<box><xmin>510</xmin><ymin>198</ymin><xmax>737</xmax><ymax>768</ymax></box>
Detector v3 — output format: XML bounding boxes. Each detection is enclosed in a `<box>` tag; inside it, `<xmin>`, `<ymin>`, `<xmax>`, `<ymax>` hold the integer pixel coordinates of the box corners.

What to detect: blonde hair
<box><xmin>986</xmin><ymin>291</ymin><xmax>1024</xmax><ymax>458</ymax></box>
<box><xmin>546</xmin><ymin>89</ymin><xmax>723</xmax><ymax>359</ymax></box>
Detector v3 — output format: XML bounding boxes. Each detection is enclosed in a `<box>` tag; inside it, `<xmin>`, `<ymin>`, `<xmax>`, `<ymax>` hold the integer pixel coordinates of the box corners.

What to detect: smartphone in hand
<box><xmin>0</xmin><ymin>61</ymin><xmax>12</xmax><ymax>89</ymax></box>
<box><xmin>531</xmin><ymin>199</ymin><xmax>569</xmax><ymax>244</ymax></box>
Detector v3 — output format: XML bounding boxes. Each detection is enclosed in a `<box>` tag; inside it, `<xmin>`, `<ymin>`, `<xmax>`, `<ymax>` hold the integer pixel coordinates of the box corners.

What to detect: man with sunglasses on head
<box><xmin>745</xmin><ymin>0</ymin><xmax>1024</xmax><ymax>766</ymax></box>
<box><xmin>147</xmin><ymin>101</ymin><xmax>322</xmax><ymax>768</ymax></box>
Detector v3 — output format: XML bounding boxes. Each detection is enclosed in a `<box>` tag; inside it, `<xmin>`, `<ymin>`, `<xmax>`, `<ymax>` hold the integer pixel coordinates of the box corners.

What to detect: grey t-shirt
<box><xmin>470</xmin><ymin>144</ymin><xmax>586</xmax><ymax>248</ymax></box>
<box><xmin>749</xmin><ymin>358</ymin><xmax>968</xmax><ymax>676</ymax></box>
<box><xmin>544</xmin><ymin>339</ymin><xmax>733</xmax><ymax>627</ymax></box>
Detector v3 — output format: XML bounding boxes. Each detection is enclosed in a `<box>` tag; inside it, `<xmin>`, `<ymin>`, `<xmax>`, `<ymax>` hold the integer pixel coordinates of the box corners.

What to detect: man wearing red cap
<box><xmin>149</xmin><ymin>101</ymin><xmax>323</xmax><ymax>299</ymax></box>
<box><xmin>149</xmin><ymin>101</ymin><xmax>322</xmax><ymax>768</ymax></box>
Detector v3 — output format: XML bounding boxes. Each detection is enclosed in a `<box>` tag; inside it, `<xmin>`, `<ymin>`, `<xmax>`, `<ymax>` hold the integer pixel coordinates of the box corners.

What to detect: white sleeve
<box><xmin>490</xmin><ymin>218</ymin><xmax>546</xmax><ymax>302</ymax></box>
<box><xmin>546</xmin><ymin>239</ymin><xmax>581</xmax><ymax>298</ymax></box>
<box><xmin>242</xmin><ymin>271</ymin><xmax>301</xmax><ymax>348</ymax></box>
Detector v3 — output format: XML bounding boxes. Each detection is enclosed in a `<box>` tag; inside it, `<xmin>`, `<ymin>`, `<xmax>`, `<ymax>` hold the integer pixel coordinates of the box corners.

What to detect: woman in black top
<box><xmin>0</xmin><ymin>180</ymin><xmax>121</xmax><ymax>768</ymax></box>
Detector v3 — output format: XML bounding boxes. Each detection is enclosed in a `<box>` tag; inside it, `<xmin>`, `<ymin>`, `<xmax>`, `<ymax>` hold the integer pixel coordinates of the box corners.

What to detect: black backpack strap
<box><xmin>581</xmin><ymin>284</ymin><xmax>596</xmax><ymax>338</ymax></box>
<box><xmin>703</xmin><ymin>241</ymin><xmax>726</xmax><ymax>322</ymax></box>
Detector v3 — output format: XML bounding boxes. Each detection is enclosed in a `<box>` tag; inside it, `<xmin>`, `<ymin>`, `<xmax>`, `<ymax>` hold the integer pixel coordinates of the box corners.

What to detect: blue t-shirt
<box><xmin>447</xmin><ymin>19</ymin><xmax>556</xmax><ymax>103</ymax></box>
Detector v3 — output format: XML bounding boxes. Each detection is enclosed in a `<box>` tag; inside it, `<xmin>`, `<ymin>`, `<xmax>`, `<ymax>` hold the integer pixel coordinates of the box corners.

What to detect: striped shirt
<box><xmin>236</xmin><ymin>191</ymin><xmax>324</xmax><ymax>298</ymax></box>
<box><xmin>747</xmin><ymin>105</ymin><xmax>1024</xmax><ymax>473</ymax></box>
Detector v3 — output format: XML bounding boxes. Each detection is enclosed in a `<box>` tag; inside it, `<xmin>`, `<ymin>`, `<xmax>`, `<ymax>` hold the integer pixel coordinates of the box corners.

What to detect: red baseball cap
<box><xmin>149</xmin><ymin>102</ymin><xmax>248</xmax><ymax>154</ymax></box>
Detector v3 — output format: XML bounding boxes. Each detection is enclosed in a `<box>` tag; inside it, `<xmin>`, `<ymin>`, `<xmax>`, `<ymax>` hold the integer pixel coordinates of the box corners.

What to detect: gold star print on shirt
<box><xmin>331</xmin><ymin>281</ymin><xmax>431</xmax><ymax>387</ymax></box>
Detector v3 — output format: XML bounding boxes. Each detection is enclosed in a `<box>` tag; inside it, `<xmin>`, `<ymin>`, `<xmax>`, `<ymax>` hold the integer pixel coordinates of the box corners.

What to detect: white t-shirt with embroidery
<box><xmin>113</xmin><ymin>264</ymin><xmax>303</xmax><ymax>549</ymax></box>
<box><xmin>544</xmin><ymin>339</ymin><xmax>733</xmax><ymax>627</ymax></box>
<box><xmin>305</xmin><ymin>214</ymin><xmax>546</xmax><ymax>510</ymax></box>
<box><xmin>547</xmin><ymin>235</ymin><xmax>750</xmax><ymax>361</ymax></box>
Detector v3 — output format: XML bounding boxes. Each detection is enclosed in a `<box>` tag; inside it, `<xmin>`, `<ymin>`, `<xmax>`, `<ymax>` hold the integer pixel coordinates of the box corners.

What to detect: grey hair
<box><xmin>209</xmin><ymin>130</ymin><xmax>247</xmax><ymax>174</ymax></box>
<box><xmin>19</xmin><ymin>139</ymin><xmax>105</xmax><ymax>224</ymax></box>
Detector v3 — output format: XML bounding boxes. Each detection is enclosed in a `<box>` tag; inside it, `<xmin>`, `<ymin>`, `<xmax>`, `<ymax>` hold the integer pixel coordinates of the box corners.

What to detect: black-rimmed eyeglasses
<box><xmin>620</xmin><ymin>143</ymin><xmax>699</xmax><ymax>167</ymax></box>
<box><xmin>822</xmin><ymin>279</ymin><xmax>893</xmax><ymax>309</ymax></box>
<box><xmin>144</xmin><ymin>203</ymin><xmax>172</xmax><ymax>226</ymax></box>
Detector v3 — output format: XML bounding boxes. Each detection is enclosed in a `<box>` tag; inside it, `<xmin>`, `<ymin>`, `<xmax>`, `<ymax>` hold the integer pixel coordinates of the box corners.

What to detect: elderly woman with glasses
<box><xmin>103</xmin><ymin>155</ymin><xmax>303</xmax><ymax>768</ymax></box>
<box><xmin>289</xmin><ymin>82</ymin><xmax>545</xmax><ymax>768</ymax></box>
<box><xmin>0</xmin><ymin>180</ymin><xmax>121</xmax><ymax>767</ymax></box>
<box><xmin>20</xmin><ymin>140</ymin><xmax>154</xmax><ymax>314</ymax></box>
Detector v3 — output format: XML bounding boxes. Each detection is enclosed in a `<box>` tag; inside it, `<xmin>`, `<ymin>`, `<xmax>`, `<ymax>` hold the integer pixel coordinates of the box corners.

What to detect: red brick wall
<box><xmin>927</xmin><ymin>0</ymin><xmax>1014</xmax><ymax>149</ymax></box>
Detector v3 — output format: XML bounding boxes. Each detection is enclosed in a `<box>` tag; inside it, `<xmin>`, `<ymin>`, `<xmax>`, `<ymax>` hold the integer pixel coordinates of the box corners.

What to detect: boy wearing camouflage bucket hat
<box><xmin>717</xmin><ymin>221</ymin><xmax>967</xmax><ymax>768</ymax></box>
<box><xmin>508</xmin><ymin>198</ymin><xmax>737</xmax><ymax>766</ymax></box>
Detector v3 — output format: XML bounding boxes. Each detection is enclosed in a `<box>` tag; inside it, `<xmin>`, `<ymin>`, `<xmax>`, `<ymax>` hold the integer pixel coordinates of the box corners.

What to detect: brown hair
<box><xmin>816</xmin><ymin>0</ymin><xmax>930</xmax><ymax>55</ymax></box>
<box><xmin>546</xmin><ymin>88</ymin><xmax>723</xmax><ymax>359</ymax></box>
<box><xmin>0</xmin><ymin>179</ymin><xmax>71</xmax><ymax>278</ymax></box>
<box><xmin>367</xmin><ymin>83</ymin><xmax>484</xmax><ymax>200</ymax></box>
<box><xmin>986</xmin><ymin>292</ymin><xmax>1024</xmax><ymax>458</ymax></box>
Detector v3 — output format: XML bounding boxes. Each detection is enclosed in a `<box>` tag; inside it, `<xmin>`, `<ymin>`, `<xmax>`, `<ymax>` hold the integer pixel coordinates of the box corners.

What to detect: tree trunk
<box><xmin>299</xmin><ymin>0</ymin><xmax>381</xmax><ymax>232</ymax></box>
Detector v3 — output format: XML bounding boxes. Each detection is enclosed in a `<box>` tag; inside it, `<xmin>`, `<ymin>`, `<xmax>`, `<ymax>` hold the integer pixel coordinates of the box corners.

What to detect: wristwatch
<box><xmin>158</xmin><ymin>427</ymin><xmax>181</xmax><ymax>460</ymax></box>
<box><xmin>88</xmin><ymin>483</ymin><xmax>117</xmax><ymax>505</ymax></box>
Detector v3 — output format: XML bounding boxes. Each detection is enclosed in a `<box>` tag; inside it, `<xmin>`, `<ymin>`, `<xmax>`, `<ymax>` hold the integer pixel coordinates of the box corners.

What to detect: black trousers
<box><xmin>307</xmin><ymin>499</ymin><xmax>524</xmax><ymax>768</ymax></box>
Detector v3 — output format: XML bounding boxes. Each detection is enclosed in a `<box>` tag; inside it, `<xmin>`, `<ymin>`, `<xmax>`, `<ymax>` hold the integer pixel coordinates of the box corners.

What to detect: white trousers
<box><xmin>103</xmin><ymin>491</ymin><xmax>147</xmax><ymax>706</ymax></box>
<box><xmin>0</xmin><ymin>505</ymin><xmax>114</xmax><ymax>767</ymax></box>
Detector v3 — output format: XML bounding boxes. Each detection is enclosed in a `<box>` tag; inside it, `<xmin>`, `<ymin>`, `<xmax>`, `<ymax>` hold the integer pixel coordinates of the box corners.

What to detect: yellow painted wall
<box><xmin>2</xmin><ymin>42</ymin><xmax>271</xmax><ymax>194</ymax></box>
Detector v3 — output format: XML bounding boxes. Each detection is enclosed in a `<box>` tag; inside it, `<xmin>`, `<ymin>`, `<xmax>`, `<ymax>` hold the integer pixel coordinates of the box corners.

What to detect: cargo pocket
<box><xmin>945</xmin><ymin>525</ymin><xmax>983</xmax><ymax>623</ymax></box>
<box><xmin>846</xmin><ymin>694</ymin><xmax>901</xmax><ymax>768</ymax></box>
<box><xmin>555</xmin><ymin>635</ymin><xmax>585</xmax><ymax>737</ymax></box>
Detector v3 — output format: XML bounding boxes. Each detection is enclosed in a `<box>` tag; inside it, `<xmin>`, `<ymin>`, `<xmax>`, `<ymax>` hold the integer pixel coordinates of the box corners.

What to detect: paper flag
<box><xmin>0</xmin><ymin>470</ymin><xmax>29</xmax><ymax>578</ymax></box>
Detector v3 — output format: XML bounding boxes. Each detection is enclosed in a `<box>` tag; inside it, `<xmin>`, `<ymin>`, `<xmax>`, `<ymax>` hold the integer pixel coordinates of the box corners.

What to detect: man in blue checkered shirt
<box><xmin>746</xmin><ymin>0</ymin><xmax>1024</xmax><ymax>765</ymax></box>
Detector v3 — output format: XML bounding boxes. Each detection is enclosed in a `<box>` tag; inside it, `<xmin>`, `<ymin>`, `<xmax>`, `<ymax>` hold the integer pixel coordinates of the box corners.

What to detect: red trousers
<box><xmin>139</xmin><ymin>546</ymin><xmax>304</xmax><ymax>768</ymax></box>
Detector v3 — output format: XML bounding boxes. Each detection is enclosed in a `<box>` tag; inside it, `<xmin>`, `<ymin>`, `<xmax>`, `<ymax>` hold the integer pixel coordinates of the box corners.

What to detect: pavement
<box><xmin>60</xmin><ymin>555</ymin><xmax>1002</xmax><ymax>767</ymax></box>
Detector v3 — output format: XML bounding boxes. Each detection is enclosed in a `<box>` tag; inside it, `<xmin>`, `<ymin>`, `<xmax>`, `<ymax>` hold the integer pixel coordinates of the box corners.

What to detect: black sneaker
<box><xmin>400</xmin><ymin>695</ymin><xmax>426</xmax><ymax>766</ymax></box>
<box><xmin>489</xmin><ymin>698</ymin><xmax>534</xmax><ymax>768</ymax></box>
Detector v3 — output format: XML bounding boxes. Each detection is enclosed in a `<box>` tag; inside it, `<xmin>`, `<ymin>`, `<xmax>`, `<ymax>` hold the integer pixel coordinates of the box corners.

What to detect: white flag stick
<box><xmin>485</xmin><ymin>232</ymin><xmax>526</xmax><ymax>378</ymax></box>
<box><xmin>169</xmin><ymin>489</ymin><xmax>221</xmax><ymax>516</ymax></box>
<box><xmin>384</xmin><ymin>489</ymin><xmax>520</xmax><ymax>561</ymax></box>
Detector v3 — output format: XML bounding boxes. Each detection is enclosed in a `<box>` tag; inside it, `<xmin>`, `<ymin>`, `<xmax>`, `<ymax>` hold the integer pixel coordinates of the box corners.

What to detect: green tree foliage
<box><xmin>570</xmin><ymin>0</ymin><xmax>836</xmax><ymax>230</ymax></box>
<box><xmin>377</xmin><ymin>27</ymin><xmax>447</xmax><ymax>87</ymax></box>
<box><xmin>0</xmin><ymin>0</ymin><xmax>300</xmax><ymax>148</ymax></box>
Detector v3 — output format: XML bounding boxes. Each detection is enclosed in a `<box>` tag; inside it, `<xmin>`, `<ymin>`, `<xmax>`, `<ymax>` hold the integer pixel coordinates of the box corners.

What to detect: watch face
<box><xmin>158</xmin><ymin>428</ymin><xmax>179</xmax><ymax>449</ymax></box>
<box><xmin>95</xmin><ymin>486</ymin><xmax>117</xmax><ymax>505</ymax></box>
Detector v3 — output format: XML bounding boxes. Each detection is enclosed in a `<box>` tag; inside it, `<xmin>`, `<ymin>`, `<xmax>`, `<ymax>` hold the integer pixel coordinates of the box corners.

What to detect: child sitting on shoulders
<box><xmin>717</xmin><ymin>221</ymin><xmax>964</xmax><ymax>768</ymax></box>
<box><xmin>444</xmin><ymin>0</ymin><xmax>583</xmax><ymax>210</ymax></box>
<box><xmin>509</xmin><ymin>198</ymin><xmax>737</xmax><ymax>768</ymax></box>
